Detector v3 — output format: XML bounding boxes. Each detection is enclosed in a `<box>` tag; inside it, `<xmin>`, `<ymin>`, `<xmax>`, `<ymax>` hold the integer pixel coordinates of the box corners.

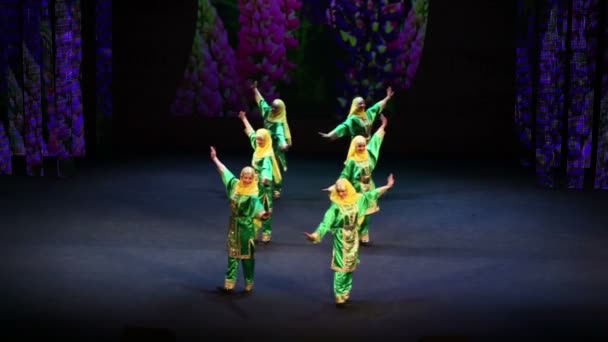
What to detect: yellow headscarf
<box><xmin>348</xmin><ymin>96</ymin><xmax>367</xmax><ymax>120</ymax></box>
<box><xmin>266</xmin><ymin>99</ymin><xmax>292</xmax><ymax>146</ymax></box>
<box><xmin>234</xmin><ymin>167</ymin><xmax>259</xmax><ymax>196</ymax></box>
<box><xmin>252</xmin><ymin>128</ymin><xmax>283</xmax><ymax>183</ymax></box>
<box><xmin>329</xmin><ymin>178</ymin><xmax>362</xmax><ymax>206</ymax></box>
<box><xmin>345</xmin><ymin>135</ymin><xmax>369</xmax><ymax>163</ymax></box>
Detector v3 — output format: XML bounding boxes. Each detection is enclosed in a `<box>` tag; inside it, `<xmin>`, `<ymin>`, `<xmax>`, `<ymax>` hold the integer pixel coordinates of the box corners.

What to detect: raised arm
<box><xmin>251</xmin><ymin>81</ymin><xmax>264</xmax><ymax>104</ymax></box>
<box><xmin>210</xmin><ymin>146</ymin><xmax>237</xmax><ymax>191</ymax></box>
<box><xmin>375</xmin><ymin>173</ymin><xmax>395</xmax><ymax>196</ymax></box>
<box><xmin>367</xmin><ymin>114</ymin><xmax>387</xmax><ymax>168</ymax></box>
<box><xmin>377</xmin><ymin>86</ymin><xmax>394</xmax><ymax>111</ymax></box>
<box><xmin>360</xmin><ymin>173</ymin><xmax>395</xmax><ymax>211</ymax></box>
<box><xmin>367</xmin><ymin>87</ymin><xmax>394</xmax><ymax>123</ymax></box>
<box><xmin>376</xmin><ymin>113</ymin><xmax>387</xmax><ymax>136</ymax></box>
<box><xmin>210</xmin><ymin>146</ymin><xmax>227</xmax><ymax>173</ymax></box>
<box><xmin>238</xmin><ymin>110</ymin><xmax>255</xmax><ymax>136</ymax></box>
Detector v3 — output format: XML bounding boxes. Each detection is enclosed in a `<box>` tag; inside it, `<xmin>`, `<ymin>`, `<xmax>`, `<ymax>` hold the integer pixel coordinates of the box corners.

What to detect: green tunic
<box><xmin>221</xmin><ymin>168</ymin><xmax>265</xmax><ymax>259</ymax></box>
<box><xmin>248</xmin><ymin>132</ymin><xmax>274</xmax><ymax>225</ymax></box>
<box><xmin>313</xmin><ymin>189</ymin><xmax>382</xmax><ymax>272</ymax></box>
<box><xmin>331</xmin><ymin>102</ymin><xmax>382</xmax><ymax>139</ymax></box>
<box><xmin>259</xmin><ymin>100</ymin><xmax>288</xmax><ymax>171</ymax></box>
<box><xmin>339</xmin><ymin>130</ymin><xmax>384</xmax><ymax>214</ymax></box>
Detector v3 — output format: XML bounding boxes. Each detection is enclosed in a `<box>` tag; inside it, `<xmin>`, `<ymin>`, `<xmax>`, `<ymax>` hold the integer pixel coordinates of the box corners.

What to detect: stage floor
<box><xmin>1</xmin><ymin>155</ymin><xmax>607</xmax><ymax>341</ymax></box>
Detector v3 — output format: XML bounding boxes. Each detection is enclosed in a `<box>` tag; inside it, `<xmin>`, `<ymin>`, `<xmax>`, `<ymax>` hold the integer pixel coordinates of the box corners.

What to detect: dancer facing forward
<box><xmin>238</xmin><ymin>111</ymin><xmax>282</xmax><ymax>244</ymax></box>
<box><xmin>304</xmin><ymin>174</ymin><xmax>395</xmax><ymax>308</ymax></box>
<box><xmin>319</xmin><ymin>86</ymin><xmax>394</xmax><ymax>141</ymax></box>
<box><xmin>251</xmin><ymin>81</ymin><xmax>291</xmax><ymax>199</ymax></box>
<box><xmin>210</xmin><ymin>146</ymin><xmax>270</xmax><ymax>294</ymax></box>
<box><xmin>339</xmin><ymin>114</ymin><xmax>388</xmax><ymax>246</ymax></box>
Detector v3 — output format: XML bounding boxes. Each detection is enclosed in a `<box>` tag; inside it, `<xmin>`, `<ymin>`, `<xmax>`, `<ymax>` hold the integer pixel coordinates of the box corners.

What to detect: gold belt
<box><xmin>343</xmin><ymin>224</ymin><xmax>356</xmax><ymax>231</ymax></box>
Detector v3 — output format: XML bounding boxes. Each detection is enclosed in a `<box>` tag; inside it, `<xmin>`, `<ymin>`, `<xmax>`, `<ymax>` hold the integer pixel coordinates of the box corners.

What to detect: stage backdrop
<box><xmin>170</xmin><ymin>0</ymin><xmax>428</xmax><ymax>120</ymax></box>
<box><xmin>114</xmin><ymin>0</ymin><xmax>515</xmax><ymax>159</ymax></box>
<box><xmin>0</xmin><ymin>0</ymin><xmax>112</xmax><ymax>175</ymax></box>
<box><xmin>515</xmin><ymin>0</ymin><xmax>608</xmax><ymax>189</ymax></box>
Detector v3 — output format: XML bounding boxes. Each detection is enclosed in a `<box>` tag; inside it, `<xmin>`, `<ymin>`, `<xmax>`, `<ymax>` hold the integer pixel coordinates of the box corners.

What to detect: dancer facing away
<box><xmin>319</xmin><ymin>86</ymin><xmax>394</xmax><ymax>141</ymax></box>
<box><xmin>210</xmin><ymin>146</ymin><xmax>271</xmax><ymax>294</ymax></box>
<box><xmin>304</xmin><ymin>174</ymin><xmax>395</xmax><ymax>308</ymax></box>
<box><xmin>339</xmin><ymin>114</ymin><xmax>388</xmax><ymax>246</ymax></box>
<box><xmin>238</xmin><ymin>111</ymin><xmax>282</xmax><ymax>244</ymax></box>
<box><xmin>251</xmin><ymin>81</ymin><xmax>291</xmax><ymax>199</ymax></box>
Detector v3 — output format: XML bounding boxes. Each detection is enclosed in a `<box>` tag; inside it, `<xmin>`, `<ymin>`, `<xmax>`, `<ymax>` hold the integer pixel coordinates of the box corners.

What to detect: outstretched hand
<box><xmin>386</xmin><ymin>173</ymin><xmax>395</xmax><ymax>188</ymax></box>
<box><xmin>304</xmin><ymin>232</ymin><xmax>316</xmax><ymax>242</ymax></box>
<box><xmin>250</xmin><ymin>81</ymin><xmax>258</xmax><ymax>90</ymax></box>
<box><xmin>210</xmin><ymin>146</ymin><xmax>217</xmax><ymax>160</ymax></box>
<box><xmin>386</xmin><ymin>86</ymin><xmax>394</xmax><ymax>99</ymax></box>
<box><xmin>238</xmin><ymin>111</ymin><xmax>247</xmax><ymax>120</ymax></box>
<box><xmin>319</xmin><ymin>132</ymin><xmax>337</xmax><ymax>141</ymax></box>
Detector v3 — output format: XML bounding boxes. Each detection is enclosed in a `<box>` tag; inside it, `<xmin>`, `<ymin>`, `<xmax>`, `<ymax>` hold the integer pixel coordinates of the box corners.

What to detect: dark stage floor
<box><xmin>1</xmin><ymin>155</ymin><xmax>607</xmax><ymax>341</ymax></box>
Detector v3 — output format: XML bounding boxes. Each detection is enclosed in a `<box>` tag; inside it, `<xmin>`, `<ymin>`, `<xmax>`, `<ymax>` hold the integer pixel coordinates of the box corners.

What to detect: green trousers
<box><xmin>359</xmin><ymin>215</ymin><xmax>371</xmax><ymax>242</ymax></box>
<box><xmin>274</xmin><ymin>149</ymin><xmax>287</xmax><ymax>198</ymax></box>
<box><xmin>333</xmin><ymin>271</ymin><xmax>353</xmax><ymax>303</ymax></box>
<box><xmin>224</xmin><ymin>256</ymin><xmax>255</xmax><ymax>291</ymax></box>
<box><xmin>259</xmin><ymin>187</ymin><xmax>273</xmax><ymax>242</ymax></box>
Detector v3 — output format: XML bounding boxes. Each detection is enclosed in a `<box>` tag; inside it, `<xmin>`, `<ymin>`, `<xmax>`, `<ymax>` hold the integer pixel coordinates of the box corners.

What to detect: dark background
<box><xmin>112</xmin><ymin>0</ymin><xmax>517</xmax><ymax>160</ymax></box>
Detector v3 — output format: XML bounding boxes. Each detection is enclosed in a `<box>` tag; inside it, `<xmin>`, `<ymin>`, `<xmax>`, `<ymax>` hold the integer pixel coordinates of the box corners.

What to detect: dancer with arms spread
<box><xmin>319</xmin><ymin>86</ymin><xmax>394</xmax><ymax>141</ymax></box>
<box><xmin>339</xmin><ymin>114</ymin><xmax>388</xmax><ymax>246</ymax></box>
<box><xmin>304</xmin><ymin>174</ymin><xmax>395</xmax><ymax>308</ymax></box>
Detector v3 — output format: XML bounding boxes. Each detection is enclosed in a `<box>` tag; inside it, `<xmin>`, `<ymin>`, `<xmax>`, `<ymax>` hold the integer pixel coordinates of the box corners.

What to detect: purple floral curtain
<box><xmin>516</xmin><ymin>0</ymin><xmax>606</xmax><ymax>189</ymax></box>
<box><xmin>0</xmin><ymin>0</ymin><xmax>88</xmax><ymax>175</ymax></box>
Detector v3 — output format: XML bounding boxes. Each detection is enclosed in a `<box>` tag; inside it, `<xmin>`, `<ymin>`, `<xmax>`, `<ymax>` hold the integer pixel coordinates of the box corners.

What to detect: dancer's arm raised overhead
<box><xmin>238</xmin><ymin>110</ymin><xmax>255</xmax><ymax>137</ymax></box>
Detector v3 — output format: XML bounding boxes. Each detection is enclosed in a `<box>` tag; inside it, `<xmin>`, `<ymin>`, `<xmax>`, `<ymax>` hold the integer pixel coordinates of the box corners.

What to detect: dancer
<box><xmin>339</xmin><ymin>114</ymin><xmax>388</xmax><ymax>246</ymax></box>
<box><xmin>304</xmin><ymin>174</ymin><xmax>395</xmax><ymax>308</ymax></box>
<box><xmin>210</xmin><ymin>146</ymin><xmax>270</xmax><ymax>294</ymax></box>
<box><xmin>251</xmin><ymin>81</ymin><xmax>291</xmax><ymax>199</ymax></box>
<box><xmin>238</xmin><ymin>111</ymin><xmax>281</xmax><ymax>244</ymax></box>
<box><xmin>319</xmin><ymin>86</ymin><xmax>394</xmax><ymax>141</ymax></box>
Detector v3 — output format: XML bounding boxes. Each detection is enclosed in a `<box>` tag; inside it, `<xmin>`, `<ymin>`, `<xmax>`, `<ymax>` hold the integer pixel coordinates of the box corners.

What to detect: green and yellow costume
<box><xmin>218</xmin><ymin>167</ymin><xmax>265</xmax><ymax>291</ymax></box>
<box><xmin>329</xmin><ymin>97</ymin><xmax>383</xmax><ymax>140</ymax></box>
<box><xmin>258</xmin><ymin>99</ymin><xmax>291</xmax><ymax>198</ymax></box>
<box><xmin>249</xmin><ymin>128</ymin><xmax>282</xmax><ymax>242</ymax></box>
<box><xmin>308</xmin><ymin>179</ymin><xmax>386</xmax><ymax>304</ymax></box>
<box><xmin>339</xmin><ymin>129</ymin><xmax>385</xmax><ymax>243</ymax></box>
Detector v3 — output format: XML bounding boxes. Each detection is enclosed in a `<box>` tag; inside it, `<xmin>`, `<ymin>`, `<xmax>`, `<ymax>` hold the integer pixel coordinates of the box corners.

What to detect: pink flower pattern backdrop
<box><xmin>170</xmin><ymin>0</ymin><xmax>429</xmax><ymax>118</ymax></box>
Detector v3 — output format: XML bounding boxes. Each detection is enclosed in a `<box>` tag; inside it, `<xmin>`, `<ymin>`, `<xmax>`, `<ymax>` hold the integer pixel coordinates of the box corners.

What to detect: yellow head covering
<box><xmin>252</xmin><ymin>128</ymin><xmax>283</xmax><ymax>183</ymax></box>
<box><xmin>329</xmin><ymin>178</ymin><xmax>362</xmax><ymax>206</ymax></box>
<box><xmin>234</xmin><ymin>166</ymin><xmax>259</xmax><ymax>196</ymax></box>
<box><xmin>267</xmin><ymin>99</ymin><xmax>292</xmax><ymax>145</ymax></box>
<box><xmin>348</xmin><ymin>96</ymin><xmax>367</xmax><ymax>120</ymax></box>
<box><xmin>345</xmin><ymin>135</ymin><xmax>369</xmax><ymax>163</ymax></box>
